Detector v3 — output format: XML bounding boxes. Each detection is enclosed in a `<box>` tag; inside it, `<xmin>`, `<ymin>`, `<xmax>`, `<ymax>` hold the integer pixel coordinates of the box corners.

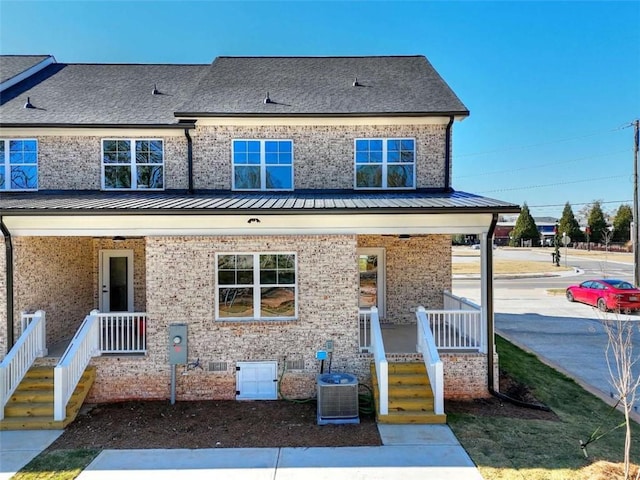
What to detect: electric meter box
<box><xmin>169</xmin><ymin>324</ymin><xmax>187</xmax><ymax>365</ymax></box>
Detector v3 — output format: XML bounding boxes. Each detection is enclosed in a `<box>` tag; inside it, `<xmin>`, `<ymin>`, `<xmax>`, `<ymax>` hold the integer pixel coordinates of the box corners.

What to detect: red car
<box><xmin>566</xmin><ymin>279</ymin><xmax>640</xmax><ymax>312</ymax></box>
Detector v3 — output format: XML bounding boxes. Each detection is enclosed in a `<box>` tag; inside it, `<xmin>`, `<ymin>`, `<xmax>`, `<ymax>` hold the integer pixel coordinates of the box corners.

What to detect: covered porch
<box><xmin>360</xmin><ymin>290</ymin><xmax>485</xmax><ymax>354</ymax></box>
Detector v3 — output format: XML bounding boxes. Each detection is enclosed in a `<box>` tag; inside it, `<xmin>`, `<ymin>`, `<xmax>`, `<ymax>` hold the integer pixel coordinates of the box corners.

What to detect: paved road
<box><xmin>453</xmin><ymin>249</ymin><xmax>640</xmax><ymax>417</ymax></box>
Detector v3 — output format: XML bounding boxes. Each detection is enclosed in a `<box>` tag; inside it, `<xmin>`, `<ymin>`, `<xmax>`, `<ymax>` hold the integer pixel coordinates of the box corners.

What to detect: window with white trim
<box><xmin>102</xmin><ymin>139</ymin><xmax>164</xmax><ymax>190</ymax></box>
<box><xmin>0</xmin><ymin>139</ymin><xmax>38</xmax><ymax>191</ymax></box>
<box><xmin>216</xmin><ymin>253</ymin><xmax>297</xmax><ymax>320</ymax></box>
<box><xmin>354</xmin><ymin>138</ymin><xmax>415</xmax><ymax>189</ymax></box>
<box><xmin>232</xmin><ymin>140</ymin><xmax>293</xmax><ymax>191</ymax></box>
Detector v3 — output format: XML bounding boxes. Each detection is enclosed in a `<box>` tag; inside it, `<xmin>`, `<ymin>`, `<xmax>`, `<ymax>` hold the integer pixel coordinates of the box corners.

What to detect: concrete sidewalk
<box><xmin>0</xmin><ymin>430</ymin><xmax>63</xmax><ymax>480</ymax></box>
<box><xmin>73</xmin><ymin>424</ymin><xmax>482</xmax><ymax>480</ymax></box>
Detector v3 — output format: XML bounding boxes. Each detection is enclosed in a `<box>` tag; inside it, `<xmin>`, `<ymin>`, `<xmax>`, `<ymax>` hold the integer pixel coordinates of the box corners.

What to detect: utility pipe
<box><xmin>184</xmin><ymin>128</ymin><xmax>194</xmax><ymax>194</ymax></box>
<box><xmin>0</xmin><ymin>217</ymin><xmax>14</xmax><ymax>351</ymax></box>
<box><xmin>444</xmin><ymin>116</ymin><xmax>454</xmax><ymax>191</ymax></box>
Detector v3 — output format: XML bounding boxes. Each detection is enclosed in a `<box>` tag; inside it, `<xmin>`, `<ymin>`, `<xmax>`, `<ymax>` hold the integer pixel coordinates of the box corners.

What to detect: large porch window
<box><xmin>216</xmin><ymin>253</ymin><xmax>297</xmax><ymax>321</ymax></box>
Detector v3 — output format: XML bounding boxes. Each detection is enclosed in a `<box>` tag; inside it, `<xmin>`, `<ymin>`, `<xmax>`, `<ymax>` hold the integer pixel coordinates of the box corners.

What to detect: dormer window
<box><xmin>102</xmin><ymin>139</ymin><xmax>164</xmax><ymax>190</ymax></box>
<box><xmin>232</xmin><ymin>140</ymin><xmax>293</xmax><ymax>191</ymax></box>
<box><xmin>0</xmin><ymin>139</ymin><xmax>38</xmax><ymax>191</ymax></box>
<box><xmin>354</xmin><ymin>138</ymin><xmax>415</xmax><ymax>189</ymax></box>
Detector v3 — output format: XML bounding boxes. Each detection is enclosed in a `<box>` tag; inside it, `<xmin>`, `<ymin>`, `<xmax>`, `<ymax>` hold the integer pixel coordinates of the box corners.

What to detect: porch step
<box><xmin>371</xmin><ymin>362</ymin><xmax>446</xmax><ymax>425</ymax></box>
<box><xmin>0</xmin><ymin>366</ymin><xmax>96</xmax><ymax>430</ymax></box>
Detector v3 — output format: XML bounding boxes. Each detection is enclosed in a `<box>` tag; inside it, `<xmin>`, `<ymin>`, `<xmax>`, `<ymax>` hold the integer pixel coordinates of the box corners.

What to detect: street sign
<box><xmin>562</xmin><ymin>235</ymin><xmax>571</xmax><ymax>246</ymax></box>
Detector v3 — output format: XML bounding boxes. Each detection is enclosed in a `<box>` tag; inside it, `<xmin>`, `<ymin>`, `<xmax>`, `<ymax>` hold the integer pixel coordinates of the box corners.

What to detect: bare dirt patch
<box><xmin>46</xmin><ymin>370</ymin><xmax>557</xmax><ymax>452</ymax></box>
<box><xmin>47</xmin><ymin>399</ymin><xmax>381</xmax><ymax>451</ymax></box>
<box><xmin>445</xmin><ymin>369</ymin><xmax>559</xmax><ymax>421</ymax></box>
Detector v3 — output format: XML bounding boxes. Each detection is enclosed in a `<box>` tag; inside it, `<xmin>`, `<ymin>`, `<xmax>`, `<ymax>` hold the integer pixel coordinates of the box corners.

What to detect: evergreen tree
<box><xmin>557</xmin><ymin>202</ymin><xmax>584</xmax><ymax>242</ymax></box>
<box><xmin>612</xmin><ymin>204</ymin><xmax>633</xmax><ymax>243</ymax></box>
<box><xmin>587</xmin><ymin>201</ymin><xmax>609</xmax><ymax>243</ymax></box>
<box><xmin>510</xmin><ymin>203</ymin><xmax>540</xmax><ymax>246</ymax></box>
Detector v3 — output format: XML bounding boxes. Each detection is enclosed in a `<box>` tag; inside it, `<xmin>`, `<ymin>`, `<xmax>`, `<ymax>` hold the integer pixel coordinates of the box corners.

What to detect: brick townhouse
<box><xmin>0</xmin><ymin>54</ymin><xmax>519</xmax><ymax>428</ymax></box>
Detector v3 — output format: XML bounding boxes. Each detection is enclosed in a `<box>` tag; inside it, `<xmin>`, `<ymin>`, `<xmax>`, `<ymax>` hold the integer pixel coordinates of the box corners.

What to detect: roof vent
<box><xmin>152</xmin><ymin>83</ymin><xmax>159</xmax><ymax>95</ymax></box>
<box><xmin>352</xmin><ymin>77</ymin><xmax>360</xmax><ymax>87</ymax></box>
<box><xmin>24</xmin><ymin>96</ymin><xmax>35</xmax><ymax>109</ymax></box>
<box><xmin>263</xmin><ymin>91</ymin><xmax>273</xmax><ymax>104</ymax></box>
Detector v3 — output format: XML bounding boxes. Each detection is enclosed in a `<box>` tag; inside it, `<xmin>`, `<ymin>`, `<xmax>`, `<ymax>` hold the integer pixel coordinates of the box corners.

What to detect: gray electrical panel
<box><xmin>168</xmin><ymin>324</ymin><xmax>187</xmax><ymax>365</ymax></box>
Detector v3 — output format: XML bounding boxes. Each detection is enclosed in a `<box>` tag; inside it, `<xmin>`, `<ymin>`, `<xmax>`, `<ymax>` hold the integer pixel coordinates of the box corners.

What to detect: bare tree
<box><xmin>602</xmin><ymin>316</ymin><xmax>640</xmax><ymax>479</ymax></box>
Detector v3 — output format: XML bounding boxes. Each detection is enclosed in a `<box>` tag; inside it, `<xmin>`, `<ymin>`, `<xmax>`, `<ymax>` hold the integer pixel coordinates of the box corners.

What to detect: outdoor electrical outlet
<box><xmin>325</xmin><ymin>340</ymin><xmax>334</xmax><ymax>352</ymax></box>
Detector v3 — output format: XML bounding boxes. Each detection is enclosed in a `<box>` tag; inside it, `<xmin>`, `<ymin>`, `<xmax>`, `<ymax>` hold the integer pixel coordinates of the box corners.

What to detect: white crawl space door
<box><xmin>236</xmin><ymin>361</ymin><xmax>278</xmax><ymax>400</ymax></box>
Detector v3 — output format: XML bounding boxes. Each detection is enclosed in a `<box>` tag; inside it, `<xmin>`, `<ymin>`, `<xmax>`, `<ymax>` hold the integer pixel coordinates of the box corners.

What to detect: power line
<box><xmin>456</xmin><ymin>150</ymin><xmax>628</xmax><ymax>179</ymax></box>
<box><xmin>528</xmin><ymin>199</ymin><xmax>632</xmax><ymax>209</ymax></box>
<box><xmin>457</xmin><ymin>124</ymin><xmax>629</xmax><ymax>158</ymax></box>
<box><xmin>479</xmin><ymin>175</ymin><xmax>627</xmax><ymax>194</ymax></box>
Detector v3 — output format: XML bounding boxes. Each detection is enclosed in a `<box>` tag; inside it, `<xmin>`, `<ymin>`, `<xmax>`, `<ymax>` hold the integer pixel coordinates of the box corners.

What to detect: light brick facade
<box><xmin>192</xmin><ymin>124</ymin><xmax>446</xmax><ymax>191</ymax></box>
<box><xmin>35</xmin><ymin>135</ymin><xmax>188</xmax><ymax>191</ymax></box>
<box><xmin>13</xmin><ymin>237</ymin><xmax>94</xmax><ymax>346</ymax></box>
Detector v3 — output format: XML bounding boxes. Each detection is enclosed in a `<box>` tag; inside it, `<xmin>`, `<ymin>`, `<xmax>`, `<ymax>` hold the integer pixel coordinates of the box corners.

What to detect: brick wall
<box><xmin>358</xmin><ymin>235</ymin><xmax>451</xmax><ymax>323</ymax></box>
<box><xmin>88</xmin><ymin>234</ymin><xmax>366</xmax><ymax>401</ymax></box>
<box><xmin>441</xmin><ymin>352</ymin><xmax>495</xmax><ymax>399</ymax></box>
<box><xmin>191</xmin><ymin>124</ymin><xmax>446</xmax><ymax>191</ymax></box>
<box><xmin>36</xmin><ymin>136</ymin><xmax>188</xmax><ymax>190</ymax></box>
<box><xmin>13</xmin><ymin>237</ymin><xmax>94</xmax><ymax>346</ymax></box>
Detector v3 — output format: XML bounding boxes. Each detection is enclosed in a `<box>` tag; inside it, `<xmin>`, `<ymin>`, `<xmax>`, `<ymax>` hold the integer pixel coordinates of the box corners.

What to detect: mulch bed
<box><xmin>47</xmin><ymin>370</ymin><xmax>555</xmax><ymax>451</ymax></box>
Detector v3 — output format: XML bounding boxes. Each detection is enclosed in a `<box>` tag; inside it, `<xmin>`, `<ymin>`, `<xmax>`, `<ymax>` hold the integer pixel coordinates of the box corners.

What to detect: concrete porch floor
<box><xmin>379</xmin><ymin>324</ymin><xmax>417</xmax><ymax>353</ymax></box>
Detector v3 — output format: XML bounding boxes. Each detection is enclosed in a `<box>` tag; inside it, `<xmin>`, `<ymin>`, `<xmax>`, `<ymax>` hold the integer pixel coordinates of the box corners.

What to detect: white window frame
<box><xmin>232</xmin><ymin>139</ymin><xmax>294</xmax><ymax>191</ymax></box>
<box><xmin>101</xmin><ymin>138</ymin><xmax>165</xmax><ymax>191</ymax></box>
<box><xmin>0</xmin><ymin>138</ymin><xmax>38</xmax><ymax>191</ymax></box>
<box><xmin>215</xmin><ymin>252</ymin><xmax>298</xmax><ymax>321</ymax></box>
<box><xmin>353</xmin><ymin>137</ymin><xmax>416</xmax><ymax>190</ymax></box>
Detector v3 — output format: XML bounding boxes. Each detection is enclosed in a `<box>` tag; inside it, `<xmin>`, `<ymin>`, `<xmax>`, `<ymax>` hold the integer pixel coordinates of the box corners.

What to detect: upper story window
<box><xmin>216</xmin><ymin>253</ymin><xmax>297</xmax><ymax>321</ymax></box>
<box><xmin>354</xmin><ymin>138</ymin><xmax>415</xmax><ymax>189</ymax></box>
<box><xmin>232</xmin><ymin>140</ymin><xmax>293</xmax><ymax>191</ymax></box>
<box><xmin>0</xmin><ymin>139</ymin><xmax>38</xmax><ymax>191</ymax></box>
<box><xmin>102</xmin><ymin>139</ymin><xmax>164</xmax><ymax>190</ymax></box>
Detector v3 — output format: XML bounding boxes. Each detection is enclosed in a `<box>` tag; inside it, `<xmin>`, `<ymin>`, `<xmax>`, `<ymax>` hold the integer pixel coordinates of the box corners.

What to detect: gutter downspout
<box><xmin>444</xmin><ymin>116</ymin><xmax>454</xmax><ymax>192</ymax></box>
<box><xmin>486</xmin><ymin>213</ymin><xmax>550</xmax><ymax>411</ymax></box>
<box><xmin>184</xmin><ymin>128</ymin><xmax>194</xmax><ymax>194</ymax></box>
<box><xmin>0</xmin><ymin>217</ymin><xmax>14</xmax><ymax>351</ymax></box>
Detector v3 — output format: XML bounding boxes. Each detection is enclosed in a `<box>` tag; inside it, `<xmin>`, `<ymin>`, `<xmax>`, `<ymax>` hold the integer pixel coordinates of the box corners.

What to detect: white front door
<box><xmin>100</xmin><ymin>250</ymin><xmax>134</xmax><ymax>312</ymax></box>
<box><xmin>236</xmin><ymin>361</ymin><xmax>278</xmax><ymax>400</ymax></box>
<box><xmin>357</xmin><ymin>248</ymin><xmax>385</xmax><ymax>318</ymax></box>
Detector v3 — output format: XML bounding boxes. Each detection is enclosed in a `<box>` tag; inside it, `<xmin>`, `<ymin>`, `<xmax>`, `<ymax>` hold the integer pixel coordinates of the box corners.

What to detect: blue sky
<box><xmin>1</xmin><ymin>0</ymin><xmax>639</xmax><ymax>220</ymax></box>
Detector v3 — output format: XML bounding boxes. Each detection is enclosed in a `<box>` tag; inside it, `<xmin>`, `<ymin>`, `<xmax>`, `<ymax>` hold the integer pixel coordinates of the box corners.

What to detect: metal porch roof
<box><xmin>0</xmin><ymin>190</ymin><xmax>519</xmax><ymax>216</ymax></box>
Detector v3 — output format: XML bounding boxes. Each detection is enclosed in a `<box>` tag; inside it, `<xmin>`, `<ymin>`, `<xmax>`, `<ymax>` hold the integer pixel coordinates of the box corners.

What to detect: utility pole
<box><xmin>634</xmin><ymin>120</ymin><xmax>640</xmax><ymax>286</ymax></box>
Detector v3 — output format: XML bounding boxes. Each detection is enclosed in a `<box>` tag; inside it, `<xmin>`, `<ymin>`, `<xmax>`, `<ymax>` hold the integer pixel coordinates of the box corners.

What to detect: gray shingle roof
<box><xmin>0</xmin><ymin>55</ymin><xmax>52</xmax><ymax>85</ymax></box>
<box><xmin>0</xmin><ymin>191</ymin><xmax>518</xmax><ymax>215</ymax></box>
<box><xmin>176</xmin><ymin>56</ymin><xmax>468</xmax><ymax>116</ymax></box>
<box><xmin>0</xmin><ymin>63</ymin><xmax>209</xmax><ymax>126</ymax></box>
<box><xmin>0</xmin><ymin>56</ymin><xmax>468</xmax><ymax>125</ymax></box>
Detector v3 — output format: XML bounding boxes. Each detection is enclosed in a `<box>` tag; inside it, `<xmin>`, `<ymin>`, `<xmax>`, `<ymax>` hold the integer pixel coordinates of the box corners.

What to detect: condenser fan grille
<box><xmin>316</xmin><ymin>373</ymin><xmax>360</xmax><ymax>425</ymax></box>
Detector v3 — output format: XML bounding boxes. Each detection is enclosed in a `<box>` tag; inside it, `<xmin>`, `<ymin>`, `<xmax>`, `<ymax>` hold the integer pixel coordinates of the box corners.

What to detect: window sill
<box><xmin>216</xmin><ymin>318</ymin><xmax>298</xmax><ymax>324</ymax></box>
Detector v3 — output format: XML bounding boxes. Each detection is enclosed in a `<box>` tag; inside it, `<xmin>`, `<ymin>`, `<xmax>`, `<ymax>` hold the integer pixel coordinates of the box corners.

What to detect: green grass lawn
<box><xmin>448</xmin><ymin>336</ymin><xmax>640</xmax><ymax>479</ymax></box>
<box><xmin>13</xmin><ymin>449</ymin><xmax>99</xmax><ymax>480</ymax></box>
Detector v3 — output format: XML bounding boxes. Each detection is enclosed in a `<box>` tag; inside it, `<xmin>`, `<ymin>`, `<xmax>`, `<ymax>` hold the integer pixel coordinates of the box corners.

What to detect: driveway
<box><xmin>453</xmin><ymin>283</ymin><xmax>640</xmax><ymax>418</ymax></box>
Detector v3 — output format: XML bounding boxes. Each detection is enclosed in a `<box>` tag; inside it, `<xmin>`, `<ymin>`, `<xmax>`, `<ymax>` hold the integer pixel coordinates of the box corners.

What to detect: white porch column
<box><xmin>480</xmin><ymin>232</ymin><xmax>491</xmax><ymax>355</ymax></box>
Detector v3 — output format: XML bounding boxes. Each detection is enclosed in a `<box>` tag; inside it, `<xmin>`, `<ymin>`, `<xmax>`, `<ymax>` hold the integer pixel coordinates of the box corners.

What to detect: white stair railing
<box><xmin>98</xmin><ymin>312</ymin><xmax>147</xmax><ymax>354</ymax></box>
<box><xmin>416</xmin><ymin>306</ymin><xmax>444</xmax><ymax>415</ymax></box>
<box><xmin>54</xmin><ymin>310</ymin><xmax>100</xmax><ymax>421</ymax></box>
<box><xmin>0</xmin><ymin>310</ymin><xmax>47</xmax><ymax>421</ymax></box>
<box><xmin>369</xmin><ymin>306</ymin><xmax>388</xmax><ymax>415</ymax></box>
